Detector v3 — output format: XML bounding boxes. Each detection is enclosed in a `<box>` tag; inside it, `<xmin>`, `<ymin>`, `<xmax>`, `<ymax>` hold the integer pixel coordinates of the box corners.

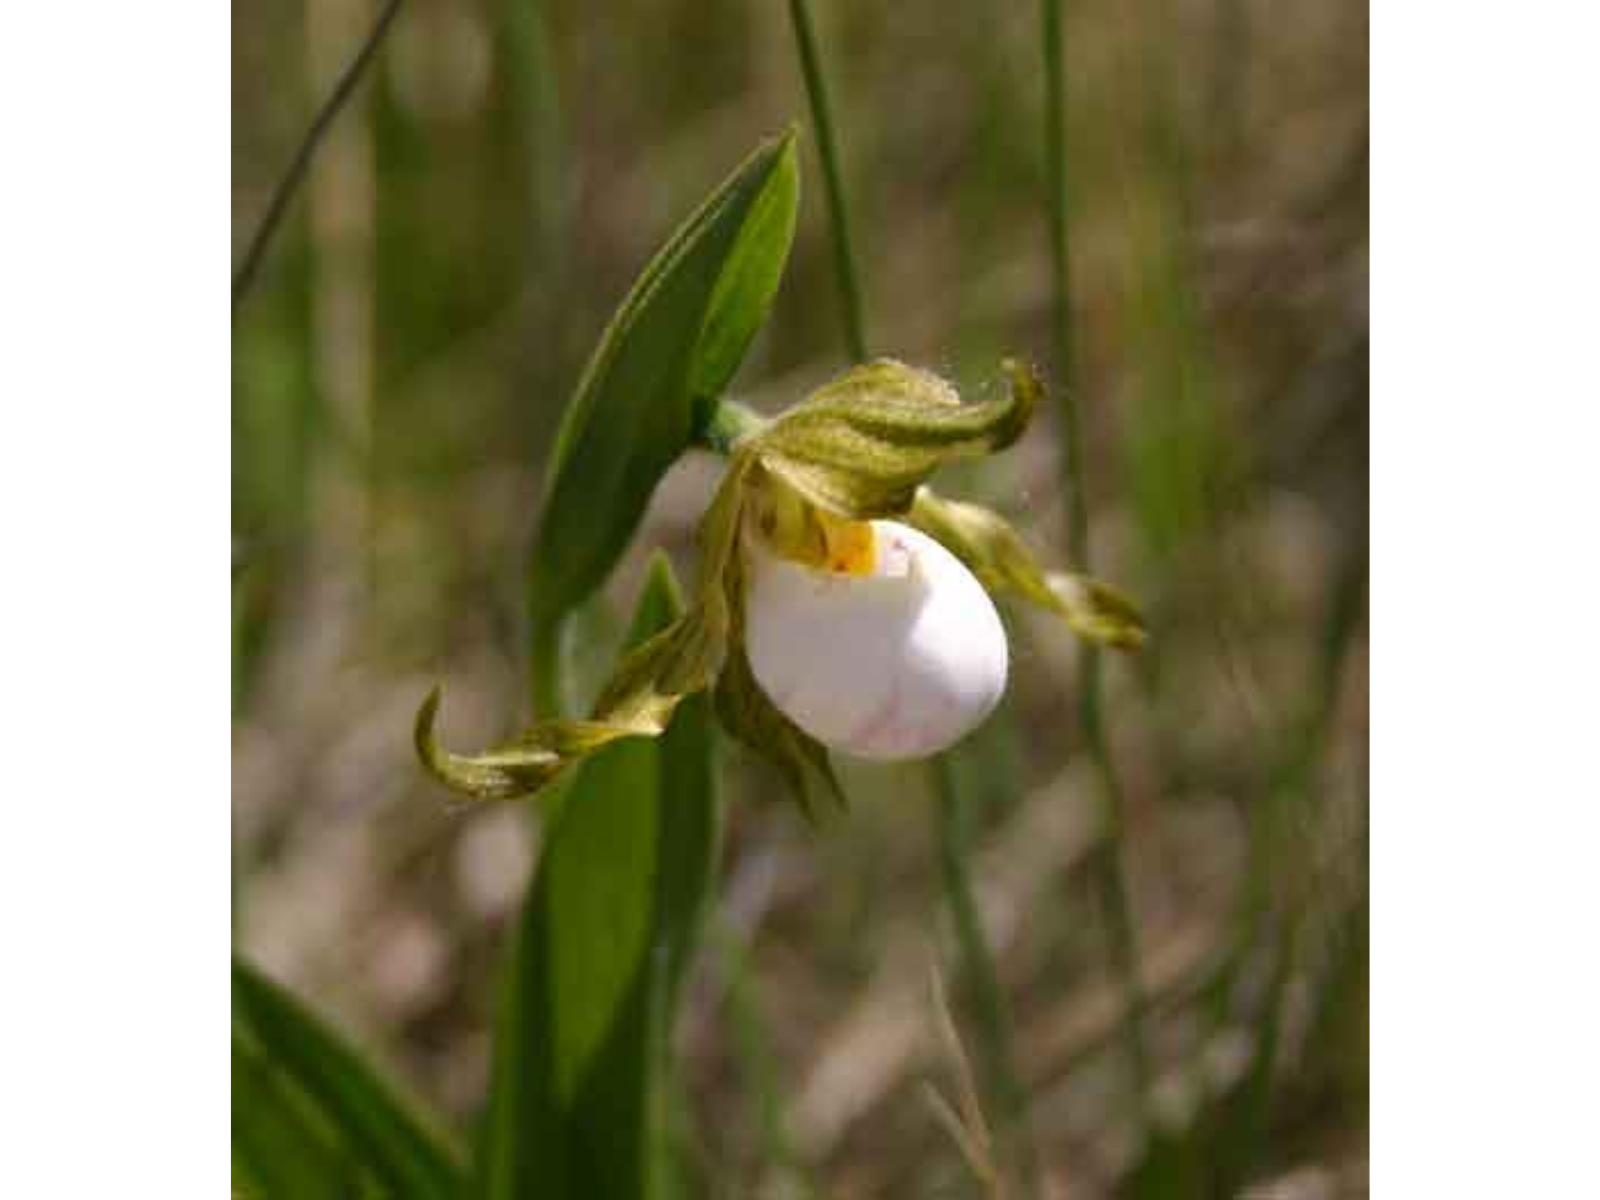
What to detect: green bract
<box><xmin>417</xmin><ymin>357</ymin><xmax>1146</xmax><ymax>810</ymax></box>
<box><xmin>750</xmin><ymin>358</ymin><xmax>1035</xmax><ymax>518</ymax></box>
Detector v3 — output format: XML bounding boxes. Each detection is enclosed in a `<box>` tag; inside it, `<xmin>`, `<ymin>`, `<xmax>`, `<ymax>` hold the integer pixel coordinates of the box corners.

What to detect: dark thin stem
<box><xmin>1039</xmin><ymin>0</ymin><xmax>1151</xmax><ymax>1105</ymax></box>
<box><xmin>530</xmin><ymin>618</ymin><xmax>563</xmax><ymax>720</ymax></box>
<box><xmin>231</xmin><ymin>0</ymin><xmax>405</xmax><ymax>312</ymax></box>
<box><xmin>786</xmin><ymin>0</ymin><xmax>869</xmax><ymax>363</ymax></box>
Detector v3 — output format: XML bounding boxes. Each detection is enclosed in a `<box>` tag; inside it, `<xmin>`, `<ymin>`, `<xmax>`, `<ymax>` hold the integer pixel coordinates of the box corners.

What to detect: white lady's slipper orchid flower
<box><xmin>415</xmin><ymin>358</ymin><xmax>1144</xmax><ymax>809</ymax></box>
<box><xmin>744</xmin><ymin>519</ymin><xmax>1008</xmax><ymax>760</ymax></box>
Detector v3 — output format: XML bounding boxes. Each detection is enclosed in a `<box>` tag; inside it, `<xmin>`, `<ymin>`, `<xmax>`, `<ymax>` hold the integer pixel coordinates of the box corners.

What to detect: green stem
<box><xmin>506</xmin><ymin>0</ymin><xmax>565</xmax><ymax>720</ymax></box>
<box><xmin>786</xmin><ymin>0</ymin><xmax>869</xmax><ymax>363</ymax></box>
<box><xmin>530</xmin><ymin>616</ymin><xmax>563</xmax><ymax>718</ymax></box>
<box><xmin>932</xmin><ymin>756</ymin><xmax>1040</xmax><ymax>1198</ymax></box>
<box><xmin>1039</xmin><ymin>0</ymin><xmax>1151</xmax><ymax>1105</ymax></box>
<box><xmin>698</xmin><ymin>399</ymin><xmax>770</xmax><ymax>456</ymax></box>
<box><xmin>1040</xmin><ymin>0</ymin><xmax>1085</xmax><ymax>565</ymax></box>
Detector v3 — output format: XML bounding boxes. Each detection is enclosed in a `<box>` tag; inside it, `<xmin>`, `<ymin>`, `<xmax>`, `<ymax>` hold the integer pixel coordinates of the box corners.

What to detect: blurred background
<box><xmin>233</xmin><ymin>1</ymin><xmax>1367</xmax><ymax>1196</ymax></box>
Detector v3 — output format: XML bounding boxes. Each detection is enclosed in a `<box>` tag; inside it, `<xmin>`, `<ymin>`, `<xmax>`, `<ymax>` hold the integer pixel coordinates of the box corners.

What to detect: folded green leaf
<box><xmin>479</xmin><ymin>555</ymin><xmax>720</xmax><ymax>1200</ymax></box>
<box><xmin>748</xmin><ymin>357</ymin><xmax>1039</xmax><ymax>519</ymax></box>
<box><xmin>232</xmin><ymin>959</ymin><xmax>466</xmax><ymax>1200</ymax></box>
<box><xmin>907</xmin><ymin>487</ymin><xmax>1147</xmax><ymax>649</ymax></box>
<box><xmin>528</xmin><ymin>129</ymin><xmax>800</xmax><ymax>691</ymax></box>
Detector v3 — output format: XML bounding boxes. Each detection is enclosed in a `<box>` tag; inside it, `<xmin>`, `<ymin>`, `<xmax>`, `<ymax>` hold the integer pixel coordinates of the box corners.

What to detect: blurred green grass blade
<box><xmin>232</xmin><ymin>958</ymin><xmax>468</xmax><ymax>1200</ymax></box>
<box><xmin>233</xmin><ymin>1030</ymin><xmax>372</xmax><ymax>1200</ymax></box>
<box><xmin>482</xmin><ymin>553</ymin><xmax>721</xmax><ymax>1199</ymax></box>
<box><xmin>528</xmin><ymin>130</ymin><xmax>799</xmax><ymax>710</ymax></box>
<box><xmin>931</xmin><ymin>753</ymin><xmax>1040</xmax><ymax>1195</ymax></box>
<box><xmin>786</xmin><ymin>0</ymin><xmax>867</xmax><ymax>362</ymax></box>
<box><xmin>1038</xmin><ymin>0</ymin><xmax>1152</xmax><ymax>1110</ymax></box>
<box><xmin>720</xmin><ymin>923</ymin><xmax>817</xmax><ymax>1198</ymax></box>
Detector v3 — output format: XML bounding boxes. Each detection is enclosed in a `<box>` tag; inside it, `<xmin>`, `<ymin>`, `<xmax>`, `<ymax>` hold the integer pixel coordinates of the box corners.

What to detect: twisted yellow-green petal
<box><xmin>907</xmin><ymin>488</ymin><xmax>1146</xmax><ymax>650</ymax></box>
<box><xmin>417</xmin><ymin>568</ymin><xmax>732</xmax><ymax>804</ymax></box>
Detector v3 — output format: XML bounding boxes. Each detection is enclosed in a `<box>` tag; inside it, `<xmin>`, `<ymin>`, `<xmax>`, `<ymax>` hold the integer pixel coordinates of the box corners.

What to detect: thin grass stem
<box><xmin>718</xmin><ymin>920</ymin><xmax>818</xmax><ymax>1198</ymax></box>
<box><xmin>786</xmin><ymin>0</ymin><xmax>869</xmax><ymax>363</ymax></box>
<box><xmin>231</xmin><ymin>0</ymin><xmax>405</xmax><ymax>312</ymax></box>
<box><xmin>1039</xmin><ymin>0</ymin><xmax>1152</xmax><ymax>1105</ymax></box>
<box><xmin>779</xmin><ymin>6</ymin><xmax>1042</xmax><ymax>1177</ymax></box>
<box><xmin>1040</xmin><ymin>0</ymin><xmax>1084</xmax><ymax>564</ymax></box>
<box><xmin>933</xmin><ymin>756</ymin><xmax>1040</xmax><ymax>1198</ymax></box>
<box><xmin>781</xmin><ymin>5</ymin><xmax>1046</xmax><ymax>1177</ymax></box>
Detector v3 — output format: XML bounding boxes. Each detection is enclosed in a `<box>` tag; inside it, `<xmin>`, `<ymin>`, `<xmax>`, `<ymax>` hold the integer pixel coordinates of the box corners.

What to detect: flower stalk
<box><xmin>699</xmin><ymin>398</ymin><xmax>770</xmax><ymax>456</ymax></box>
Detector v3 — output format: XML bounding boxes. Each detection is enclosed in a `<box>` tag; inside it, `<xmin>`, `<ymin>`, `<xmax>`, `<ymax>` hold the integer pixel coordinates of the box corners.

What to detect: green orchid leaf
<box><xmin>479</xmin><ymin>554</ymin><xmax>721</xmax><ymax>1200</ymax></box>
<box><xmin>908</xmin><ymin>487</ymin><xmax>1147</xmax><ymax>649</ymax></box>
<box><xmin>689</xmin><ymin>155</ymin><xmax>801</xmax><ymax>430</ymax></box>
<box><xmin>747</xmin><ymin>357</ymin><xmax>1039</xmax><ymax>519</ymax></box>
<box><xmin>528</xmin><ymin>129</ymin><xmax>800</xmax><ymax>695</ymax></box>
<box><xmin>231</xmin><ymin>959</ymin><xmax>467</xmax><ymax>1200</ymax></box>
<box><xmin>233</xmin><ymin>1031</ymin><xmax>370</xmax><ymax>1200</ymax></box>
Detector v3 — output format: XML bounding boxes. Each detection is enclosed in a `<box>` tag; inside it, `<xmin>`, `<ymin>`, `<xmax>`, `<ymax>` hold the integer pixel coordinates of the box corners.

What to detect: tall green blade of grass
<box><xmin>481</xmin><ymin>554</ymin><xmax>721</xmax><ymax>1200</ymax></box>
<box><xmin>497</xmin><ymin>0</ymin><xmax>562</xmax><ymax>275</ymax></box>
<box><xmin>232</xmin><ymin>958</ymin><xmax>468</xmax><ymax>1200</ymax></box>
<box><xmin>1205</xmin><ymin>545</ymin><xmax>1368</xmax><ymax>1195</ymax></box>
<box><xmin>1039</xmin><ymin>0</ymin><xmax>1152</xmax><ymax>1104</ymax></box>
<box><xmin>785</xmin><ymin>0</ymin><xmax>867</xmax><ymax>362</ymax></box>
<box><xmin>527</xmin><ymin>131</ymin><xmax>799</xmax><ymax>714</ymax></box>
<box><xmin>1125</xmin><ymin>531</ymin><xmax>1366</xmax><ymax>1197</ymax></box>
<box><xmin>712</xmin><ymin>917</ymin><xmax>817</xmax><ymax>1197</ymax></box>
<box><xmin>1117</xmin><ymin>0</ymin><xmax>1229</xmax><ymax>568</ymax></box>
